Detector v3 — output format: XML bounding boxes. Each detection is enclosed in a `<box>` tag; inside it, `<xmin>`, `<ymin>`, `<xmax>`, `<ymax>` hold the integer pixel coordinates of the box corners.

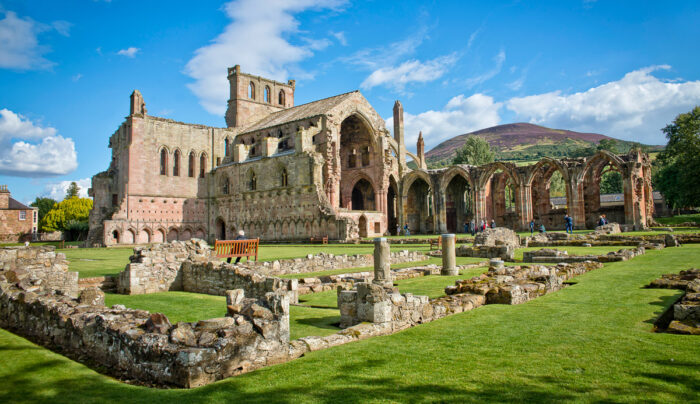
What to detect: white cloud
<box><xmin>0</xmin><ymin>108</ymin><xmax>78</xmax><ymax>177</ymax></box>
<box><xmin>361</xmin><ymin>53</ymin><xmax>459</xmax><ymax>92</ymax></box>
<box><xmin>388</xmin><ymin>94</ymin><xmax>502</xmax><ymax>152</ymax></box>
<box><xmin>464</xmin><ymin>49</ymin><xmax>505</xmax><ymax>88</ymax></box>
<box><xmin>117</xmin><ymin>47</ymin><xmax>140</xmax><ymax>58</ymax></box>
<box><xmin>43</xmin><ymin>178</ymin><xmax>91</xmax><ymax>200</ymax></box>
<box><xmin>339</xmin><ymin>29</ymin><xmax>426</xmax><ymax>71</ymax></box>
<box><xmin>330</xmin><ymin>30</ymin><xmax>347</xmax><ymax>46</ymax></box>
<box><xmin>185</xmin><ymin>0</ymin><xmax>347</xmax><ymax>115</ymax></box>
<box><xmin>506</xmin><ymin>65</ymin><xmax>700</xmax><ymax>144</ymax></box>
<box><xmin>0</xmin><ymin>10</ymin><xmax>53</xmax><ymax>70</ymax></box>
<box><xmin>51</xmin><ymin>20</ymin><xmax>71</xmax><ymax>37</ymax></box>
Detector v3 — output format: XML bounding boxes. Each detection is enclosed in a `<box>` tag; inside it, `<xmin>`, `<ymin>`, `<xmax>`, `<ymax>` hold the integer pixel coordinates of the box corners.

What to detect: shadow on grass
<box><xmin>294</xmin><ymin>315</ymin><xmax>340</xmax><ymax>331</ymax></box>
<box><xmin>643</xmin><ymin>292</ymin><xmax>684</xmax><ymax>325</ymax></box>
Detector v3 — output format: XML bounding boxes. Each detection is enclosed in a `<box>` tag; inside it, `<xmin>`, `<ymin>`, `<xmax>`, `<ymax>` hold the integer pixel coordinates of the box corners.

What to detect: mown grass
<box><xmin>655</xmin><ymin>213</ymin><xmax>700</xmax><ymax>225</ymax></box>
<box><xmin>61</xmin><ymin>247</ymin><xmax>134</xmax><ymax>278</ymax></box>
<box><xmin>1</xmin><ymin>246</ymin><xmax>699</xmax><ymax>402</ymax></box>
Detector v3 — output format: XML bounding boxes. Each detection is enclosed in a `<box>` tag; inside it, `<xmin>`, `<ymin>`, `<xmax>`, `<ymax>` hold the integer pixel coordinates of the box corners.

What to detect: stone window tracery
<box><xmin>264</xmin><ymin>86</ymin><xmax>271</xmax><ymax>103</ymax></box>
<box><xmin>199</xmin><ymin>154</ymin><xmax>206</xmax><ymax>178</ymax></box>
<box><xmin>278</xmin><ymin>89</ymin><xmax>285</xmax><ymax>106</ymax></box>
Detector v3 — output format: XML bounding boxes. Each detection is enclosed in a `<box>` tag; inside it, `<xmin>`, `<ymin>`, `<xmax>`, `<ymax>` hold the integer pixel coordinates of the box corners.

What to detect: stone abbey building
<box><xmin>87</xmin><ymin>66</ymin><xmax>655</xmax><ymax>245</ymax></box>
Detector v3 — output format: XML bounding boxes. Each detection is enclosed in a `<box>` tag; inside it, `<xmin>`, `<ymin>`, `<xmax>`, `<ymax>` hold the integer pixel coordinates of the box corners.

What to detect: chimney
<box><xmin>0</xmin><ymin>185</ymin><xmax>9</xmax><ymax>209</ymax></box>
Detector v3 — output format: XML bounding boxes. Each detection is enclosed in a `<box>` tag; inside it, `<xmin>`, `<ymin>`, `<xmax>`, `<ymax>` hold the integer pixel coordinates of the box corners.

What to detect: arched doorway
<box><xmin>405</xmin><ymin>176</ymin><xmax>432</xmax><ymax>234</ymax></box>
<box><xmin>583</xmin><ymin>154</ymin><xmax>627</xmax><ymax>228</ymax></box>
<box><xmin>358</xmin><ymin>215</ymin><xmax>368</xmax><ymax>238</ymax></box>
<box><xmin>112</xmin><ymin>230</ymin><xmax>120</xmax><ymax>244</ymax></box>
<box><xmin>529</xmin><ymin>161</ymin><xmax>570</xmax><ymax>230</ymax></box>
<box><xmin>444</xmin><ymin>174</ymin><xmax>472</xmax><ymax>233</ymax></box>
<box><xmin>351</xmin><ymin>178</ymin><xmax>375</xmax><ymax>210</ymax></box>
<box><xmin>215</xmin><ymin>217</ymin><xmax>226</xmax><ymax>240</ymax></box>
<box><xmin>387</xmin><ymin>176</ymin><xmax>398</xmax><ymax>234</ymax></box>
<box><xmin>339</xmin><ymin>114</ymin><xmax>379</xmax><ymax>209</ymax></box>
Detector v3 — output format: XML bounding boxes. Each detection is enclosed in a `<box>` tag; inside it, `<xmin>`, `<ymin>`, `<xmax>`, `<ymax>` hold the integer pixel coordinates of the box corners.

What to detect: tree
<box><xmin>452</xmin><ymin>136</ymin><xmax>495</xmax><ymax>166</ymax></box>
<box><xmin>30</xmin><ymin>197</ymin><xmax>57</xmax><ymax>231</ymax></box>
<box><xmin>597</xmin><ymin>139</ymin><xmax>620</xmax><ymax>153</ymax></box>
<box><xmin>653</xmin><ymin>106</ymin><xmax>700</xmax><ymax>209</ymax></box>
<box><xmin>600</xmin><ymin>170</ymin><xmax>623</xmax><ymax>194</ymax></box>
<box><xmin>41</xmin><ymin>197</ymin><xmax>93</xmax><ymax>234</ymax></box>
<box><xmin>65</xmin><ymin>181</ymin><xmax>80</xmax><ymax>199</ymax></box>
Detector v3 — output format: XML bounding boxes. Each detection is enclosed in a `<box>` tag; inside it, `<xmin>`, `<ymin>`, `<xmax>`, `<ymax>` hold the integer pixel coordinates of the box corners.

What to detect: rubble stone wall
<box><xmin>0</xmin><ymin>281</ymin><xmax>290</xmax><ymax>388</ymax></box>
<box><xmin>245</xmin><ymin>250</ymin><xmax>427</xmax><ymax>277</ymax></box>
<box><xmin>523</xmin><ymin>247</ymin><xmax>645</xmax><ymax>263</ymax></box>
<box><xmin>647</xmin><ymin>268</ymin><xmax>700</xmax><ymax>335</ymax></box>
<box><xmin>0</xmin><ymin>246</ymin><xmax>78</xmax><ymax>297</ymax></box>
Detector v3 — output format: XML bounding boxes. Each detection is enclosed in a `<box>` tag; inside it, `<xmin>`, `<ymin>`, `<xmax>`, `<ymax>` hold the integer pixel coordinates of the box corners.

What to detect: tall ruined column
<box><xmin>474</xmin><ymin>188</ymin><xmax>487</xmax><ymax>225</ymax></box>
<box><xmin>441</xmin><ymin>234</ymin><xmax>458</xmax><ymax>276</ymax></box>
<box><xmin>373</xmin><ymin>237</ymin><xmax>392</xmax><ymax>287</ymax></box>
<box><xmin>435</xmin><ymin>186</ymin><xmax>447</xmax><ymax>234</ymax></box>
<box><xmin>516</xmin><ymin>184</ymin><xmax>533</xmax><ymax>231</ymax></box>
<box><xmin>393</xmin><ymin>101</ymin><xmax>407</xmax><ymax>171</ymax></box>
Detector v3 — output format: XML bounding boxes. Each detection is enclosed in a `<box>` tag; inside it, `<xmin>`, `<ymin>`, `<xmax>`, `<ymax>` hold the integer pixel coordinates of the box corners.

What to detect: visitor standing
<box><xmin>470</xmin><ymin>219</ymin><xmax>476</xmax><ymax>236</ymax></box>
<box><xmin>479</xmin><ymin>220</ymin><xmax>485</xmax><ymax>232</ymax></box>
<box><xmin>598</xmin><ymin>215</ymin><xmax>605</xmax><ymax>226</ymax></box>
<box><xmin>403</xmin><ymin>223</ymin><xmax>410</xmax><ymax>236</ymax></box>
<box><xmin>565</xmin><ymin>214</ymin><xmax>573</xmax><ymax>234</ymax></box>
<box><xmin>463</xmin><ymin>221</ymin><xmax>469</xmax><ymax>234</ymax></box>
<box><xmin>529</xmin><ymin>219</ymin><xmax>535</xmax><ymax>236</ymax></box>
<box><xmin>227</xmin><ymin>230</ymin><xmax>247</xmax><ymax>264</ymax></box>
<box><xmin>490</xmin><ymin>219</ymin><xmax>496</xmax><ymax>229</ymax></box>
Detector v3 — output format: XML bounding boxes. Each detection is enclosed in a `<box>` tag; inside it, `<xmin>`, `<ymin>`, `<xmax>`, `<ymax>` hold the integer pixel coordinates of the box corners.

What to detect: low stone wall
<box><xmin>646</xmin><ymin>268</ymin><xmax>700</xmax><ymax>335</ymax></box>
<box><xmin>338</xmin><ymin>282</ymin><xmax>486</xmax><ymax>329</ymax></box>
<box><xmin>523</xmin><ymin>247</ymin><xmax>645</xmax><ymax>263</ymax></box>
<box><xmin>457</xmin><ymin>245</ymin><xmax>514</xmax><ymax>261</ymax></box>
<box><xmin>445</xmin><ymin>261</ymin><xmax>603</xmax><ymax>305</ymax></box>
<box><xmin>296</xmin><ymin>262</ymin><xmax>486</xmax><ymax>295</ymax></box>
<box><xmin>525</xmin><ymin>232</ymin><xmax>700</xmax><ymax>248</ymax></box>
<box><xmin>78</xmin><ymin>276</ymin><xmax>117</xmax><ymax>292</ymax></box>
<box><xmin>0</xmin><ymin>280</ymin><xmax>290</xmax><ymax>388</ymax></box>
<box><xmin>0</xmin><ymin>246</ymin><xmax>78</xmax><ymax>297</ymax></box>
<box><xmin>182</xmin><ymin>261</ymin><xmax>298</xmax><ymax>303</ymax></box>
<box><xmin>243</xmin><ymin>250</ymin><xmax>427</xmax><ymax>277</ymax></box>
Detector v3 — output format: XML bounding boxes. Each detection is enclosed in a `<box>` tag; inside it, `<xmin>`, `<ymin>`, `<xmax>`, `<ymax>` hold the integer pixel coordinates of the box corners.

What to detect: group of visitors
<box><xmin>462</xmin><ymin>219</ymin><xmax>497</xmax><ymax>236</ymax></box>
<box><xmin>528</xmin><ymin>214</ymin><xmax>575</xmax><ymax>235</ymax></box>
<box><xmin>598</xmin><ymin>214</ymin><xmax>609</xmax><ymax>226</ymax></box>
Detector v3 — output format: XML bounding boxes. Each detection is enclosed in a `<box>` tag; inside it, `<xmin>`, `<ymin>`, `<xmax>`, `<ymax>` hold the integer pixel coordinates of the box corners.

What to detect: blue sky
<box><xmin>1</xmin><ymin>0</ymin><xmax>700</xmax><ymax>203</ymax></box>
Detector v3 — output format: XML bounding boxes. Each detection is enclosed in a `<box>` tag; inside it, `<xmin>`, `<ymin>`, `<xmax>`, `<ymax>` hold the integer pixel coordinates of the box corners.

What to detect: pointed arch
<box><xmin>199</xmin><ymin>152</ymin><xmax>207</xmax><ymax>178</ymax></box>
<box><xmin>159</xmin><ymin>147</ymin><xmax>169</xmax><ymax>175</ymax></box>
<box><xmin>264</xmin><ymin>86</ymin><xmax>271</xmax><ymax>103</ymax></box>
<box><xmin>248</xmin><ymin>81</ymin><xmax>255</xmax><ymax>99</ymax></box>
<box><xmin>278</xmin><ymin>89</ymin><xmax>286</xmax><ymax>106</ymax></box>
<box><xmin>173</xmin><ymin>149</ymin><xmax>181</xmax><ymax>176</ymax></box>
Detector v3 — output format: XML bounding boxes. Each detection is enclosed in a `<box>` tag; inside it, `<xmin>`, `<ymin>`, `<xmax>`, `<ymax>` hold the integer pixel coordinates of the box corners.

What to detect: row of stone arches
<box><xmin>218</xmin><ymin>165</ymin><xmax>289</xmax><ymax>195</ymax></box>
<box><xmin>215</xmin><ymin>216</ymin><xmax>339</xmax><ymax>241</ymax></box>
<box><xmin>400</xmin><ymin>150</ymin><xmax>651</xmax><ymax>233</ymax></box>
<box><xmin>159</xmin><ymin>147</ymin><xmax>208</xmax><ymax>178</ymax></box>
<box><xmin>108</xmin><ymin>225</ymin><xmax>206</xmax><ymax>245</ymax></box>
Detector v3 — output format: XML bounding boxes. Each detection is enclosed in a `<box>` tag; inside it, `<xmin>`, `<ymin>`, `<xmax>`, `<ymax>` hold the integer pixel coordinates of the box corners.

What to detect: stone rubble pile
<box><xmin>445</xmin><ymin>260</ymin><xmax>603</xmax><ymax>305</ymax></box>
<box><xmin>456</xmin><ymin>227</ymin><xmax>521</xmax><ymax>261</ymax></box>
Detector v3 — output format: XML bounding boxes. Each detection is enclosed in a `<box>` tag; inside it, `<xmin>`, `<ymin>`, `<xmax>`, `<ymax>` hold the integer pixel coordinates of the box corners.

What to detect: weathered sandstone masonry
<box><xmin>0</xmin><ymin>281</ymin><xmax>290</xmax><ymax>388</ymax></box>
<box><xmin>117</xmin><ymin>240</ymin><xmax>298</xmax><ymax>302</ymax></box>
<box><xmin>238</xmin><ymin>250</ymin><xmax>427</xmax><ymax>277</ymax></box>
<box><xmin>0</xmin><ymin>246</ymin><xmax>78</xmax><ymax>298</ymax></box>
<box><xmin>457</xmin><ymin>227</ymin><xmax>521</xmax><ymax>261</ymax></box>
<box><xmin>523</xmin><ymin>247</ymin><xmax>646</xmax><ymax>263</ymax></box>
<box><xmin>445</xmin><ymin>260</ymin><xmax>604</xmax><ymax>305</ymax></box>
<box><xmin>646</xmin><ymin>268</ymin><xmax>700</xmax><ymax>335</ymax></box>
<box><xmin>524</xmin><ymin>231</ymin><xmax>700</xmax><ymax>247</ymax></box>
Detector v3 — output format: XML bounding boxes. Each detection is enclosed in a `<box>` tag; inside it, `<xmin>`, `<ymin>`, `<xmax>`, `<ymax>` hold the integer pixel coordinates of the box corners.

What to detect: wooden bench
<box><xmin>214</xmin><ymin>238</ymin><xmax>259</xmax><ymax>262</ymax></box>
<box><xmin>429</xmin><ymin>237</ymin><xmax>442</xmax><ymax>250</ymax></box>
<box><xmin>310</xmin><ymin>236</ymin><xmax>328</xmax><ymax>244</ymax></box>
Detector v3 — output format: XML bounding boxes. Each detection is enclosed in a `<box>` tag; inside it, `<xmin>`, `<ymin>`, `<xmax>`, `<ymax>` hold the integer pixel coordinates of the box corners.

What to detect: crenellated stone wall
<box><xmin>0</xmin><ymin>246</ymin><xmax>78</xmax><ymax>297</ymax></box>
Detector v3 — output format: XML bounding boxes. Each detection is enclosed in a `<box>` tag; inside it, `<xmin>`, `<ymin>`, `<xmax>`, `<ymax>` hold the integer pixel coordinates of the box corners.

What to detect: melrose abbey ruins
<box><xmin>87</xmin><ymin>65</ymin><xmax>655</xmax><ymax>246</ymax></box>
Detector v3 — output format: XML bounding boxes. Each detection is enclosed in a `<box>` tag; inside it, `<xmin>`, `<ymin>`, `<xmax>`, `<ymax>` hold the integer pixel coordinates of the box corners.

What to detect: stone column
<box><xmin>372</xmin><ymin>237</ymin><xmax>392</xmax><ymax>287</ymax></box>
<box><xmin>441</xmin><ymin>233</ymin><xmax>458</xmax><ymax>276</ymax></box>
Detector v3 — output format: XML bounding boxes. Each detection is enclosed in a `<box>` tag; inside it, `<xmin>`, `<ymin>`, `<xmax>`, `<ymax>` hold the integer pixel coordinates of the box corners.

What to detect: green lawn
<box><xmin>655</xmin><ymin>213</ymin><xmax>700</xmax><ymax>225</ymax></box>
<box><xmin>104</xmin><ymin>291</ymin><xmax>339</xmax><ymax>341</ymax></box>
<box><xmin>61</xmin><ymin>247</ymin><xmax>134</xmax><ymax>278</ymax></box>
<box><xmin>1</xmin><ymin>246</ymin><xmax>699</xmax><ymax>402</ymax></box>
<box><xmin>299</xmin><ymin>266</ymin><xmax>488</xmax><ymax>308</ymax></box>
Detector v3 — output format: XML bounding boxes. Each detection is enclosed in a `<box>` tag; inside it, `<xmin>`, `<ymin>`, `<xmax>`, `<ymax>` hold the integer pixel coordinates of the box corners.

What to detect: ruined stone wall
<box><xmin>523</xmin><ymin>247</ymin><xmax>646</xmax><ymax>263</ymax></box>
<box><xmin>0</xmin><ymin>246</ymin><xmax>78</xmax><ymax>297</ymax></box>
<box><xmin>0</xmin><ymin>281</ymin><xmax>290</xmax><ymax>388</ymax></box>
<box><xmin>117</xmin><ymin>239</ymin><xmax>212</xmax><ymax>294</ymax></box>
<box><xmin>646</xmin><ymin>269</ymin><xmax>699</xmax><ymax>335</ymax></box>
<box><xmin>245</xmin><ymin>250</ymin><xmax>427</xmax><ymax>277</ymax></box>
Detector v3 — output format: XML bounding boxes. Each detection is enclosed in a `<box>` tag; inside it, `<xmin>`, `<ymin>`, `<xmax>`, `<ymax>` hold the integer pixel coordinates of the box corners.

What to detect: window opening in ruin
<box><xmin>112</xmin><ymin>194</ymin><xmax>118</xmax><ymax>206</ymax></box>
<box><xmin>160</xmin><ymin>149</ymin><xmax>168</xmax><ymax>175</ymax></box>
<box><xmin>278</xmin><ymin>89</ymin><xmax>285</xmax><ymax>105</ymax></box>
<box><xmin>225</xmin><ymin>138</ymin><xmax>230</xmax><ymax>156</ymax></box>
<box><xmin>188</xmin><ymin>152</ymin><xmax>195</xmax><ymax>177</ymax></box>
<box><xmin>361</xmin><ymin>146</ymin><xmax>370</xmax><ymax>166</ymax></box>
<box><xmin>264</xmin><ymin>86</ymin><xmax>271</xmax><ymax>103</ymax></box>
<box><xmin>281</xmin><ymin>168</ymin><xmax>288</xmax><ymax>187</ymax></box>
<box><xmin>505</xmin><ymin>179</ymin><xmax>516</xmax><ymax>212</ymax></box>
<box><xmin>248</xmin><ymin>82</ymin><xmax>255</xmax><ymax>99</ymax></box>
<box><xmin>173</xmin><ymin>150</ymin><xmax>180</xmax><ymax>176</ymax></box>
<box><xmin>220</xmin><ymin>177</ymin><xmax>230</xmax><ymax>195</ymax></box>
<box><xmin>249</xmin><ymin>171</ymin><xmax>257</xmax><ymax>191</ymax></box>
<box><xmin>112</xmin><ymin>230</ymin><xmax>119</xmax><ymax>243</ymax></box>
<box><xmin>351</xmin><ymin>179</ymin><xmax>374</xmax><ymax>211</ymax></box>
<box><xmin>348</xmin><ymin>150</ymin><xmax>356</xmax><ymax>168</ymax></box>
<box><xmin>200</xmin><ymin>154</ymin><xmax>206</xmax><ymax>178</ymax></box>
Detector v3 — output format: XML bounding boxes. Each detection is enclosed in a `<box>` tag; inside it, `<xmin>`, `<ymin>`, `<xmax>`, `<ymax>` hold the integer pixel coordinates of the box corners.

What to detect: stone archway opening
<box><xmin>387</xmin><ymin>177</ymin><xmax>398</xmax><ymax>234</ymax></box>
<box><xmin>583</xmin><ymin>158</ymin><xmax>626</xmax><ymax>228</ymax></box>
<box><xmin>406</xmin><ymin>177</ymin><xmax>432</xmax><ymax>234</ymax></box>
<box><xmin>339</xmin><ymin>114</ymin><xmax>378</xmax><ymax>209</ymax></box>
<box><xmin>112</xmin><ymin>230</ymin><xmax>120</xmax><ymax>244</ymax></box>
<box><xmin>445</xmin><ymin>174</ymin><xmax>472</xmax><ymax>233</ymax></box>
<box><xmin>482</xmin><ymin>168</ymin><xmax>519</xmax><ymax>229</ymax></box>
<box><xmin>358</xmin><ymin>215</ymin><xmax>368</xmax><ymax>238</ymax></box>
<box><xmin>215</xmin><ymin>217</ymin><xmax>226</xmax><ymax>240</ymax></box>
<box><xmin>351</xmin><ymin>178</ymin><xmax>375</xmax><ymax>211</ymax></box>
<box><xmin>530</xmin><ymin>163</ymin><xmax>569</xmax><ymax>230</ymax></box>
